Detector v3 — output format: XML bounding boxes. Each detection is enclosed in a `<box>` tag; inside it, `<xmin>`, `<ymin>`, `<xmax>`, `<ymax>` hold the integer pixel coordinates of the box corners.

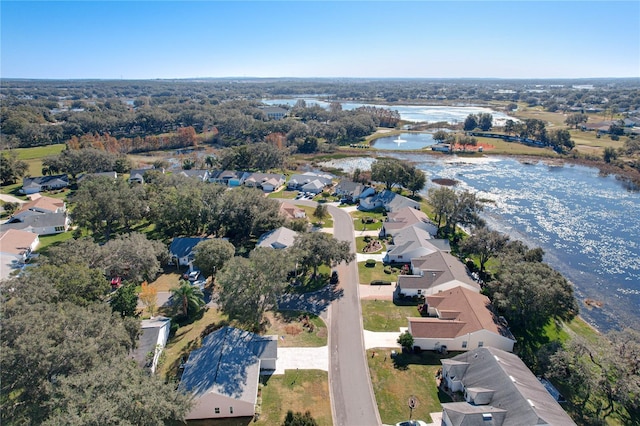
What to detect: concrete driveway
<box><xmin>271</xmin><ymin>346</ymin><xmax>329</xmax><ymax>375</ymax></box>
<box><xmin>363</xmin><ymin>330</ymin><xmax>402</xmax><ymax>350</ymax></box>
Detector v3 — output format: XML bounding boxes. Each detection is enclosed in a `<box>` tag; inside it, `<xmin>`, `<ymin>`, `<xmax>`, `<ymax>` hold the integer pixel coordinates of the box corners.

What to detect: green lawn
<box><xmin>350</xmin><ymin>209</ymin><xmax>386</xmax><ymax>231</ymax></box>
<box><xmin>268</xmin><ymin>190</ymin><xmax>298</xmax><ymax>199</ymax></box>
<box><xmin>368</xmin><ymin>349</ymin><xmax>453</xmax><ymax>425</ymax></box>
<box><xmin>35</xmin><ymin>231</ymin><xmax>74</xmax><ymax>254</ymax></box>
<box><xmin>358</xmin><ymin>261</ymin><xmax>399</xmax><ymax>285</ymax></box>
<box><xmin>12</xmin><ymin>144</ymin><xmax>66</xmax><ymax>161</ymax></box>
<box><xmin>257</xmin><ymin>370</ymin><xmax>332</xmax><ymax>426</ymax></box>
<box><xmin>299</xmin><ymin>205</ymin><xmax>333</xmax><ymax>229</ymax></box>
<box><xmin>361</xmin><ymin>300</ymin><xmax>418</xmax><ymax>332</ymax></box>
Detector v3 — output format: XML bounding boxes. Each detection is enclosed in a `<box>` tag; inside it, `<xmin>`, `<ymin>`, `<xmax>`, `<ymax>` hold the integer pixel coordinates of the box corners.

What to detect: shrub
<box><xmin>365</xmin><ymin>259</ymin><xmax>376</xmax><ymax>267</ymax></box>
<box><xmin>383</xmin><ymin>267</ymin><xmax>392</xmax><ymax>274</ymax></box>
<box><xmin>371</xmin><ymin>280</ymin><xmax>392</xmax><ymax>285</ymax></box>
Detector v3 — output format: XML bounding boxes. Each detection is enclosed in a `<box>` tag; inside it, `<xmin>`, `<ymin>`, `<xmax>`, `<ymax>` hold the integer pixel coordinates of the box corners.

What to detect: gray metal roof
<box><xmin>169</xmin><ymin>237</ymin><xmax>208</xmax><ymax>259</ymax></box>
<box><xmin>178</xmin><ymin>327</ymin><xmax>277</xmax><ymax>403</ymax></box>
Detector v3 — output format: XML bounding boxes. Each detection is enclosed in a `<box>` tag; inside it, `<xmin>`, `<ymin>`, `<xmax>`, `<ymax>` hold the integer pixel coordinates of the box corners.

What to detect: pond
<box><xmin>372</xmin><ymin>132</ymin><xmax>438</xmax><ymax>151</ymax></box>
<box><xmin>319</xmin><ymin>155</ymin><xmax>640</xmax><ymax>332</ymax></box>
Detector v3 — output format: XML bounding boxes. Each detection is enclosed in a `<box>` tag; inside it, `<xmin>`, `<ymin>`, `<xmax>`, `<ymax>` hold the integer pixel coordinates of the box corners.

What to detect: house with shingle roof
<box><xmin>279</xmin><ymin>202</ymin><xmax>306</xmax><ymax>220</ymax></box>
<box><xmin>179</xmin><ymin>326</ymin><xmax>277</xmax><ymax>420</ymax></box>
<box><xmin>169</xmin><ymin>237</ymin><xmax>208</xmax><ymax>266</ymax></box>
<box><xmin>244</xmin><ymin>173</ymin><xmax>285</xmax><ymax>192</ymax></box>
<box><xmin>0</xmin><ymin>211</ymin><xmax>70</xmax><ymax>235</ymax></box>
<box><xmin>380</xmin><ymin>206</ymin><xmax>437</xmax><ymax>238</ymax></box>
<box><xmin>257</xmin><ymin>226</ymin><xmax>299</xmax><ymax>249</ymax></box>
<box><xmin>439</xmin><ymin>347</ymin><xmax>575</xmax><ymax>425</ymax></box>
<box><xmin>20</xmin><ymin>174</ymin><xmax>69</xmax><ymax>195</ymax></box>
<box><xmin>0</xmin><ymin>229</ymin><xmax>39</xmax><ymax>280</ymax></box>
<box><xmin>408</xmin><ymin>286</ymin><xmax>515</xmax><ymax>353</ymax></box>
<box><xmin>11</xmin><ymin>195</ymin><xmax>66</xmax><ymax>221</ymax></box>
<box><xmin>287</xmin><ymin>172</ymin><xmax>333</xmax><ymax>193</ymax></box>
<box><xmin>359</xmin><ymin>189</ymin><xmax>420</xmax><ymax>212</ymax></box>
<box><xmin>334</xmin><ymin>179</ymin><xmax>375</xmax><ymax>203</ymax></box>
<box><xmin>176</xmin><ymin>169</ymin><xmax>210</xmax><ymax>182</ymax></box>
<box><xmin>209</xmin><ymin>170</ymin><xmax>250</xmax><ymax>187</ymax></box>
<box><xmin>384</xmin><ymin>225</ymin><xmax>450</xmax><ymax>264</ymax></box>
<box><xmin>396</xmin><ymin>251</ymin><xmax>480</xmax><ymax>297</ymax></box>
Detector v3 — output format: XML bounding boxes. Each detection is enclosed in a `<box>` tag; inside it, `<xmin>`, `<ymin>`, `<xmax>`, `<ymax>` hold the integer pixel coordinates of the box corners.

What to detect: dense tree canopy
<box><xmin>292</xmin><ymin>232</ymin><xmax>354</xmax><ymax>277</ymax></box>
<box><xmin>215</xmin><ymin>248</ymin><xmax>293</xmax><ymax>329</ymax></box>
<box><xmin>193</xmin><ymin>238</ymin><xmax>236</xmax><ymax>280</ymax></box>
<box><xmin>0</xmin><ymin>151</ymin><xmax>28</xmax><ymax>185</ymax></box>
<box><xmin>459</xmin><ymin>227</ymin><xmax>510</xmax><ymax>273</ymax></box>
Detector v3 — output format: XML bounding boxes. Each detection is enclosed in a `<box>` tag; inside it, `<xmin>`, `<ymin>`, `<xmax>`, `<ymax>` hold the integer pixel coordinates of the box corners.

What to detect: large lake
<box><xmin>262</xmin><ymin>98</ymin><xmax>515</xmax><ymax>125</ymax></box>
<box><xmin>320</xmin><ymin>155</ymin><xmax>640</xmax><ymax>332</ymax></box>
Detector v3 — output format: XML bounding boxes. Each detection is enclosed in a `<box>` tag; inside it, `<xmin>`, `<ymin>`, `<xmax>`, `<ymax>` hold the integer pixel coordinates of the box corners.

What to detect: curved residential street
<box><xmin>326</xmin><ymin>204</ymin><xmax>381</xmax><ymax>426</ymax></box>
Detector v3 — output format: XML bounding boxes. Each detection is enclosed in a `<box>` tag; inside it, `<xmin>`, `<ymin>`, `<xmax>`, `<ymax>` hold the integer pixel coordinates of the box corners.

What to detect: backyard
<box><xmin>358</xmin><ymin>261</ymin><xmax>400</xmax><ymax>285</ymax></box>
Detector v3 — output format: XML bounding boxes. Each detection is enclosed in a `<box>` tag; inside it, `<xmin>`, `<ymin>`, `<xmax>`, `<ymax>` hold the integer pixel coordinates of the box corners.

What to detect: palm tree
<box><xmin>171</xmin><ymin>279</ymin><xmax>205</xmax><ymax>318</ymax></box>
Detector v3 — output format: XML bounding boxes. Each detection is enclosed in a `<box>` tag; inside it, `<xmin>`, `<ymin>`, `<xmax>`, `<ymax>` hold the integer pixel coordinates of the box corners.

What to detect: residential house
<box><xmin>128</xmin><ymin>167</ymin><xmax>155</xmax><ymax>184</ymax></box>
<box><xmin>0</xmin><ymin>229</ymin><xmax>39</xmax><ymax>280</ymax></box>
<box><xmin>439</xmin><ymin>347</ymin><xmax>575</xmax><ymax>425</ymax></box>
<box><xmin>176</xmin><ymin>169</ymin><xmax>210</xmax><ymax>182</ymax></box>
<box><xmin>209</xmin><ymin>170</ymin><xmax>250</xmax><ymax>187</ymax></box>
<box><xmin>244</xmin><ymin>173</ymin><xmax>285</xmax><ymax>192</ymax></box>
<box><xmin>77</xmin><ymin>171</ymin><xmax>118</xmax><ymax>183</ymax></box>
<box><xmin>169</xmin><ymin>237</ymin><xmax>208</xmax><ymax>266</ymax></box>
<box><xmin>359</xmin><ymin>189</ymin><xmax>420</xmax><ymax>212</ymax></box>
<box><xmin>131</xmin><ymin>316</ymin><xmax>171</xmax><ymax>374</ymax></box>
<box><xmin>334</xmin><ymin>179</ymin><xmax>375</xmax><ymax>204</ymax></box>
<box><xmin>408</xmin><ymin>286</ymin><xmax>516</xmax><ymax>353</ymax></box>
<box><xmin>380</xmin><ymin>206</ymin><xmax>437</xmax><ymax>238</ymax></box>
<box><xmin>396</xmin><ymin>251</ymin><xmax>480</xmax><ymax>297</ymax></box>
<box><xmin>1</xmin><ymin>211</ymin><xmax>70</xmax><ymax>236</ymax></box>
<box><xmin>179</xmin><ymin>326</ymin><xmax>277</xmax><ymax>420</ymax></box>
<box><xmin>21</xmin><ymin>174</ymin><xmax>69</xmax><ymax>195</ymax></box>
<box><xmin>287</xmin><ymin>173</ymin><xmax>333</xmax><ymax>192</ymax></box>
<box><xmin>384</xmin><ymin>225</ymin><xmax>450</xmax><ymax>264</ymax></box>
<box><xmin>431</xmin><ymin>143</ymin><xmax>452</xmax><ymax>152</ymax></box>
<box><xmin>257</xmin><ymin>226</ymin><xmax>299</xmax><ymax>249</ymax></box>
<box><xmin>279</xmin><ymin>201</ymin><xmax>306</xmax><ymax>220</ymax></box>
<box><xmin>11</xmin><ymin>195</ymin><xmax>66</xmax><ymax>221</ymax></box>
<box><xmin>261</xmin><ymin>106</ymin><xmax>287</xmax><ymax>120</ymax></box>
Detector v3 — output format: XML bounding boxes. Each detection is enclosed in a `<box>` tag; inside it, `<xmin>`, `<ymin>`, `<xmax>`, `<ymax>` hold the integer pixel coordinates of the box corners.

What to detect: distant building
<box><xmin>261</xmin><ymin>106</ymin><xmax>287</xmax><ymax>120</ymax></box>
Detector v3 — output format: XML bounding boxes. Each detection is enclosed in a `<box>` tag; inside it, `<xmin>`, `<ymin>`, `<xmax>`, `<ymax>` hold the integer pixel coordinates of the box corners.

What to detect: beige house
<box><xmin>0</xmin><ymin>229</ymin><xmax>39</xmax><ymax>280</ymax></box>
<box><xmin>408</xmin><ymin>286</ymin><xmax>516</xmax><ymax>353</ymax></box>
<box><xmin>279</xmin><ymin>201</ymin><xmax>306</xmax><ymax>220</ymax></box>
<box><xmin>179</xmin><ymin>327</ymin><xmax>277</xmax><ymax>420</ymax></box>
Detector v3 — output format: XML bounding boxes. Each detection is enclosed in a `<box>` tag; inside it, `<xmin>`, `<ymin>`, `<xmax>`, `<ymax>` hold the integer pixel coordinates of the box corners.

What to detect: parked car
<box><xmin>330</xmin><ymin>270</ymin><xmax>339</xmax><ymax>284</ymax></box>
<box><xmin>187</xmin><ymin>270</ymin><xmax>200</xmax><ymax>282</ymax></box>
<box><xmin>396</xmin><ymin>421</ymin><xmax>428</xmax><ymax>426</ymax></box>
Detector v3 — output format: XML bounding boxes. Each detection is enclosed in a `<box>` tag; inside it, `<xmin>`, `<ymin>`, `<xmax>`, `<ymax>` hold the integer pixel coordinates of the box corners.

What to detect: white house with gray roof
<box><xmin>131</xmin><ymin>316</ymin><xmax>171</xmax><ymax>374</ymax></box>
<box><xmin>179</xmin><ymin>326</ymin><xmax>277</xmax><ymax>420</ymax></box>
<box><xmin>396</xmin><ymin>251</ymin><xmax>480</xmax><ymax>297</ymax></box>
<box><xmin>440</xmin><ymin>347</ymin><xmax>575</xmax><ymax>425</ymax></box>
<box><xmin>384</xmin><ymin>225</ymin><xmax>450</xmax><ymax>264</ymax></box>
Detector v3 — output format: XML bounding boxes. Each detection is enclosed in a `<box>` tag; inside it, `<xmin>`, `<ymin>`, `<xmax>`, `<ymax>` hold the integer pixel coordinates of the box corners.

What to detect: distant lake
<box><xmin>262</xmin><ymin>98</ymin><xmax>516</xmax><ymax>125</ymax></box>
<box><xmin>372</xmin><ymin>132</ymin><xmax>438</xmax><ymax>151</ymax></box>
<box><xmin>319</xmin><ymin>155</ymin><xmax>640</xmax><ymax>333</ymax></box>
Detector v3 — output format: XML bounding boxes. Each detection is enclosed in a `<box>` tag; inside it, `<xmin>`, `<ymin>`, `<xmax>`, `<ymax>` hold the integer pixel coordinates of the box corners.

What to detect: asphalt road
<box><xmin>327</xmin><ymin>204</ymin><xmax>381</xmax><ymax>426</ymax></box>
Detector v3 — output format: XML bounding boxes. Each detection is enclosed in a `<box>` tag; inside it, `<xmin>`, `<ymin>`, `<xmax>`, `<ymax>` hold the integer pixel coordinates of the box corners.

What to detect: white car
<box><xmin>396</xmin><ymin>421</ymin><xmax>428</xmax><ymax>426</ymax></box>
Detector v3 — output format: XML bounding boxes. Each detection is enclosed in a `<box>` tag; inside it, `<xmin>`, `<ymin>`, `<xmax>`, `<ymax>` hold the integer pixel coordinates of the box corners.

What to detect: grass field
<box><xmin>368</xmin><ymin>349</ymin><xmax>453</xmax><ymax>425</ymax></box>
<box><xmin>361</xmin><ymin>300</ymin><xmax>418</xmax><ymax>332</ymax></box>
<box><xmin>355</xmin><ymin>236</ymin><xmax>386</xmax><ymax>253</ymax></box>
<box><xmin>299</xmin><ymin>205</ymin><xmax>334</xmax><ymax>229</ymax></box>
<box><xmin>358</xmin><ymin>261</ymin><xmax>399</xmax><ymax>285</ymax></box>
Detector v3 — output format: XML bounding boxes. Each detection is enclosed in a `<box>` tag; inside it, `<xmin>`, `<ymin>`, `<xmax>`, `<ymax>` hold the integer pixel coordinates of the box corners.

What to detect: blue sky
<box><xmin>1</xmin><ymin>1</ymin><xmax>638</xmax><ymax>79</ymax></box>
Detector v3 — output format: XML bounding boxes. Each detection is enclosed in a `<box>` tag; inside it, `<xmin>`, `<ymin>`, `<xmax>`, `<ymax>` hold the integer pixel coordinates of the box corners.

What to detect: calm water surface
<box><xmin>262</xmin><ymin>99</ymin><xmax>515</xmax><ymax>124</ymax></box>
<box><xmin>372</xmin><ymin>133</ymin><xmax>438</xmax><ymax>150</ymax></box>
<box><xmin>320</xmin><ymin>155</ymin><xmax>640</xmax><ymax>332</ymax></box>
